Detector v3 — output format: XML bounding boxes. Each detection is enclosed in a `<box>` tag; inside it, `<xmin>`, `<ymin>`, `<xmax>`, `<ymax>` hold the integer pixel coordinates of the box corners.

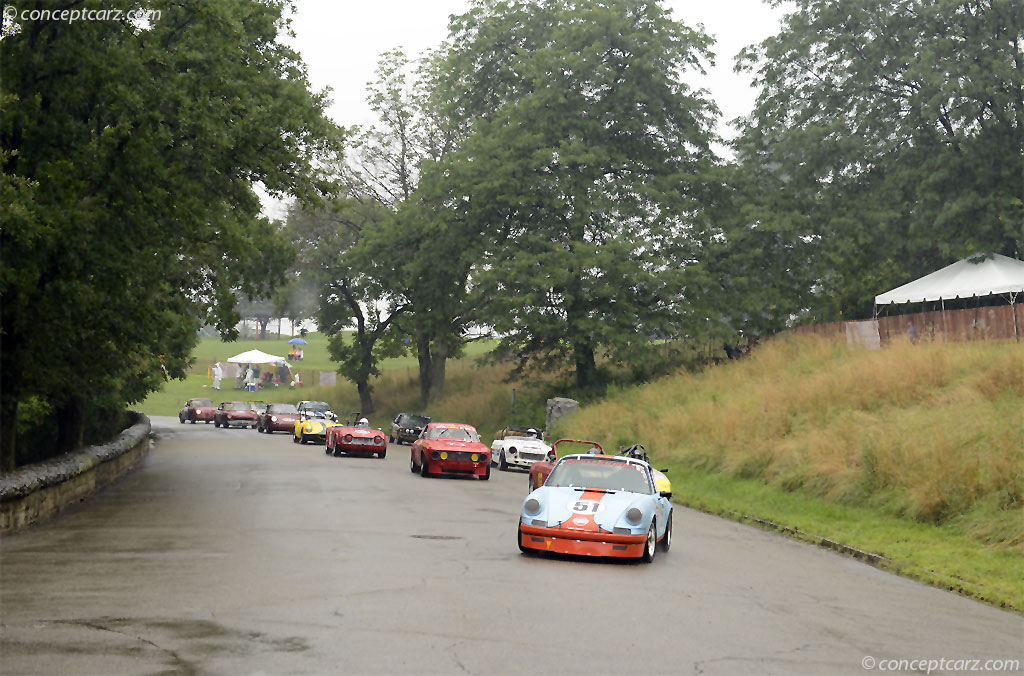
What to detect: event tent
<box><xmin>225</xmin><ymin>349</ymin><xmax>289</xmax><ymax>364</ymax></box>
<box><xmin>874</xmin><ymin>253</ymin><xmax>1024</xmax><ymax>305</ymax></box>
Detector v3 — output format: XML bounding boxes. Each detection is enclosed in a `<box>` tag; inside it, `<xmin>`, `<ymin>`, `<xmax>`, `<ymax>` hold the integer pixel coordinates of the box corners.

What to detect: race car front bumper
<box><xmin>518</xmin><ymin>522</ymin><xmax>646</xmax><ymax>558</ymax></box>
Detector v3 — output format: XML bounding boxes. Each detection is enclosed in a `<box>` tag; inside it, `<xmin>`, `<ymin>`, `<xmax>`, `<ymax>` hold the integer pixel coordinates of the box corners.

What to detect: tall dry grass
<box><xmin>557</xmin><ymin>334</ymin><xmax>1023</xmax><ymax>544</ymax></box>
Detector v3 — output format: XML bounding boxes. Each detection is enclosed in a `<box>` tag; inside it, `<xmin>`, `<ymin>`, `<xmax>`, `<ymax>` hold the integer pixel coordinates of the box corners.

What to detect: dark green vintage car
<box><xmin>388</xmin><ymin>412</ymin><xmax>431</xmax><ymax>445</ymax></box>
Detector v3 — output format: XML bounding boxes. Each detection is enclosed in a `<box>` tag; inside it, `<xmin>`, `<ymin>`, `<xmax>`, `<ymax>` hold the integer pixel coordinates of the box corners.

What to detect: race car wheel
<box><xmin>642</xmin><ymin>520</ymin><xmax>657</xmax><ymax>563</ymax></box>
<box><xmin>499</xmin><ymin>452</ymin><xmax>509</xmax><ymax>471</ymax></box>
<box><xmin>528</xmin><ymin>475</ymin><xmax>536</xmax><ymax>492</ymax></box>
<box><xmin>292</xmin><ymin>434</ymin><xmax>299</xmax><ymax>444</ymax></box>
<box><xmin>419</xmin><ymin>455</ymin><xmax>430</xmax><ymax>477</ymax></box>
<box><xmin>409</xmin><ymin>453</ymin><xmax>418</xmax><ymax>473</ymax></box>
<box><xmin>179</xmin><ymin>415</ymin><xmax>185</xmax><ymax>424</ymax></box>
<box><xmin>190</xmin><ymin>417</ymin><xmax>196</xmax><ymax>424</ymax></box>
<box><xmin>659</xmin><ymin>512</ymin><xmax>673</xmax><ymax>552</ymax></box>
<box><xmin>388</xmin><ymin>433</ymin><xmax>394</xmax><ymax>444</ymax></box>
<box><xmin>517</xmin><ymin>524</ymin><xmax>529</xmax><ymax>554</ymax></box>
<box><xmin>325</xmin><ymin>438</ymin><xmax>332</xmax><ymax>455</ymax></box>
<box><xmin>378</xmin><ymin>449</ymin><xmax>386</xmax><ymax>459</ymax></box>
<box><xmin>481</xmin><ymin>463</ymin><xmax>490</xmax><ymax>481</ymax></box>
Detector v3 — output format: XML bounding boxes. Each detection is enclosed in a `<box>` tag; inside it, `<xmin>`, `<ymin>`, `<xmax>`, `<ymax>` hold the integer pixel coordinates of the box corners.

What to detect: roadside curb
<box><xmin>0</xmin><ymin>412</ymin><xmax>152</xmax><ymax>534</ymax></box>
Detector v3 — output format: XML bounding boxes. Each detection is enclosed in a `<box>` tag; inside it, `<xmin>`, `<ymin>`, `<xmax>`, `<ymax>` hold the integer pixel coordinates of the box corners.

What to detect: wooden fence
<box><xmin>789</xmin><ymin>303</ymin><xmax>1022</xmax><ymax>345</ymax></box>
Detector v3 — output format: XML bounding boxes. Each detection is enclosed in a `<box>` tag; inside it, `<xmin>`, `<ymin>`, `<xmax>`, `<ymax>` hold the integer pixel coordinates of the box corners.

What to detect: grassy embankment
<box><xmin>140</xmin><ymin>332</ymin><xmax>1023</xmax><ymax>610</ymax></box>
<box><xmin>553</xmin><ymin>335</ymin><xmax>1023</xmax><ymax>611</ymax></box>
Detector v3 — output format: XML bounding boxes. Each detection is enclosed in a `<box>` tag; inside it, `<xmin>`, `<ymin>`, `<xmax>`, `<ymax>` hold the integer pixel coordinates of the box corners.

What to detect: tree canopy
<box><xmin>0</xmin><ymin>0</ymin><xmax>343</xmax><ymax>468</ymax></box>
<box><xmin>735</xmin><ymin>0</ymin><xmax>1024</xmax><ymax>319</ymax></box>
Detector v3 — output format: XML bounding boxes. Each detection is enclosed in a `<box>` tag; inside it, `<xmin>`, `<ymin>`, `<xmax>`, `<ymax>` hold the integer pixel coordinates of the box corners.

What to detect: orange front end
<box><xmin>518</xmin><ymin>522</ymin><xmax>646</xmax><ymax>558</ymax></box>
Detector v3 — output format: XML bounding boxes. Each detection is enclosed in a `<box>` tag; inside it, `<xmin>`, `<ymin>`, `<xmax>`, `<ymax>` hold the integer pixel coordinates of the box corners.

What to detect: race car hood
<box><xmin>336</xmin><ymin>426</ymin><xmax>381</xmax><ymax>438</ymax></box>
<box><xmin>502</xmin><ymin>438</ymin><xmax>551</xmax><ymax>452</ymax></box>
<box><xmin>522</xmin><ymin>485</ymin><xmax>657</xmax><ymax>534</ymax></box>
<box><xmin>420</xmin><ymin>439</ymin><xmax>489</xmax><ymax>454</ymax></box>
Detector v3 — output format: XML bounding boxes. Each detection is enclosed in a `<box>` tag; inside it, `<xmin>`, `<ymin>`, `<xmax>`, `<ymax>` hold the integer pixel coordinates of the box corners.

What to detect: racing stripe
<box><xmin>565</xmin><ymin>489</ymin><xmax>608</xmax><ymax>532</ymax></box>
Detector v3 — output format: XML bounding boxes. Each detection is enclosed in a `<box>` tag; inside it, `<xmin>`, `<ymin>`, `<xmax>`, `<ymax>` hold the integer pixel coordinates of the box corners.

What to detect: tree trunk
<box><xmin>55</xmin><ymin>396</ymin><xmax>85</xmax><ymax>456</ymax></box>
<box><xmin>356</xmin><ymin>380</ymin><xmax>374</xmax><ymax>415</ymax></box>
<box><xmin>416</xmin><ymin>329</ymin><xmax>432</xmax><ymax>408</ymax></box>
<box><xmin>427</xmin><ymin>338</ymin><xmax>450</xmax><ymax>403</ymax></box>
<box><xmin>0</xmin><ymin>392</ymin><xmax>19</xmax><ymax>472</ymax></box>
<box><xmin>573</xmin><ymin>341</ymin><xmax>598</xmax><ymax>391</ymax></box>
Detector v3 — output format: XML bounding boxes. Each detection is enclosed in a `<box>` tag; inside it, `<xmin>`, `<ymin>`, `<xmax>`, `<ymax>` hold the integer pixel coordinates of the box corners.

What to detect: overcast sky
<box><xmin>267</xmin><ymin>0</ymin><xmax>793</xmax><ymax>216</ymax></box>
<box><xmin>286</xmin><ymin>0</ymin><xmax>791</xmax><ymax>134</ymax></box>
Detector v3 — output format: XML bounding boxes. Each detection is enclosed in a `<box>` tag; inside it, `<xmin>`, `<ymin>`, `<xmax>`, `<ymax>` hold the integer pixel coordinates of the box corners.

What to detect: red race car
<box><xmin>325</xmin><ymin>417</ymin><xmax>386</xmax><ymax>458</ymax></box>
<box><xmin>528</xmin><ymin>439</ymin><xmax>600</xmax><ymax>491</ymax></box>
<box><xmin>213</xmin><ymin>401</ymin><xmax>257</xmax><ymax>429</ymax></box>
<box><xmin>410</xmin><ymin>422</ymin><xmax>490</xmax><ymax>480</ymax></box>
<box><xmin>257</xmin><ymin>403</ymin><xmax>301</xmax><ymax>434</ymax></box>
<box><xmin>179</xmin><ymin>398</ymin><xmax>216</xmax><ymax>424</ymax></box>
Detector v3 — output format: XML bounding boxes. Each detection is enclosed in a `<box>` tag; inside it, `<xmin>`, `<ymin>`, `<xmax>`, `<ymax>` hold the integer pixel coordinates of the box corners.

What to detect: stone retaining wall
<box><xmin>0</xmin><ymin>411</ymin><xmax>152</xmax><ymax>533</ymax></box>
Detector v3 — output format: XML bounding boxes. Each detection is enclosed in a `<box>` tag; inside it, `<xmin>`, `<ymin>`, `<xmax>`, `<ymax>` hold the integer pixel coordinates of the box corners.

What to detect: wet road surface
<box><xmin>1</xmin><ymin>416</ymin><xmax>1021</xmax><ymax>675</ymax></box>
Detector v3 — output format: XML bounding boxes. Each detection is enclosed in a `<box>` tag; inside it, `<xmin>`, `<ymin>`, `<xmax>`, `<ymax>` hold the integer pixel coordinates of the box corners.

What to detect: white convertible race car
<box><xmin>490</xmin><ymin>425</ymin><xmax>553</xmax><ymax>471</ymax></box>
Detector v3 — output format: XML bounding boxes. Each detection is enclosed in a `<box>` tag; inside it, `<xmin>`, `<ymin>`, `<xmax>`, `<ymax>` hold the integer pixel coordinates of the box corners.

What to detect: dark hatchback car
<box><xmin>257</xmin><ymin>403</ymin><xmax>301</xmax><ymax>434</ymax></box>
<box><xmin>388</xmin><ymin>412</ymin><xmax>431</xmax><ymax>445</ymax></box>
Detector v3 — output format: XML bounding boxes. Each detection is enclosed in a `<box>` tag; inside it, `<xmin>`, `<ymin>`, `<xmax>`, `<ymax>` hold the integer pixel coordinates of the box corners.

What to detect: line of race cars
<box><xmin>178</xmin><ymin>398</ymin><xmax>674</xmax><ymax>563</ymax></box>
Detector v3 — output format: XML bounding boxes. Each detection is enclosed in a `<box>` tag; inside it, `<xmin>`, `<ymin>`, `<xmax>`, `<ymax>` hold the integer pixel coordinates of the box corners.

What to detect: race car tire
<box><xmin>378</xmin><ymin>449</ymin><xmax>386</xmax><ymax>459</ymax></box>
<box><xmin>325</xmin><ymin>438</ymin><xmax>332</xmax><ymax>455</ymax></box>
<box><xmin>641</xmin><ymin>520</ymin><xmax>657</xmax><ymax>563</ymax></box>
<box><xmin>388</xmin><ymin>433</ymin><xmax>394</xmax><ymax>444</ymax></box>
<box><xmin>213</xmin><ymin>419</ymin><xmax>219</xmax><ymax>428</ymax></box>
<box><xmin>292</xmin><ymin>434</ymin><xmax>299</xmax><ymax>444</ymax></box>
<box><xmin>499</xmin><ymin>452</ymin><xmax>509</xmax><ymax>471</ymax></box>
<box><xmin>420</xmin><ymin>455</ymin><xmax>430</xmax><ymax>477</ymax></box>
<box><xmin>190</xmin><ymin>418</ymin><xmax>196</xmax><ymax>424</ymax></box>
<box><xmin>410</xmin><ymin>454</ymin><xmax>418</xmax><ymax>473</ymax></box>
<box><xmin>481</xmin><ymin>464</ymin><xmax>490</xmax><ymax>481</ymax></box>
<box><xmin>205</xmin><ymin>420</ymin><xmax>211</xmax><ymax>424</ymax></box>
<box><xmin>528</xmin><ymin>475</ymin><xmax>536</xmax><ymax>492</ymax></box>
<box><xmin>659</xmin><ymin>512</ymin><xmax>672</xmax><ymax>552</ymax></box>
<box><xmin>517</xmin><ymin>524</ymin><xmax>529</xmax><ymax>554</ymax></box>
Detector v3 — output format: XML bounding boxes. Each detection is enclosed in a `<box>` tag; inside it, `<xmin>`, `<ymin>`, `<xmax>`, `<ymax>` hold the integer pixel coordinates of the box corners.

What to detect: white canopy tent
<box><xmin>874</xmin><ymin>253</ymin><xmax>1024</xmax><ymax>305</ymax></box>
<box><xmin>225</xmin><ymin>349</ymin><xmax>289</xmax><ymax>364</ymax></box>
<box><xmin>874</xmin><ymin>253</ymin><xmax>1024</xmax><ymax>341</ymax></box>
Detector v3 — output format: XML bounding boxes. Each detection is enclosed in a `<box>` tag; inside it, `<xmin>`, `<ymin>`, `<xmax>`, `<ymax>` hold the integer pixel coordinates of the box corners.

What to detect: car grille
<box><xmin>520</xmin><ymin>451</ymin><xmax>545</xmax><ymax>461</ymax></box>
<box><xmin>348</xmin><ymin>437</ymin><xmax>376</xmax><ymax>445</ymax></box>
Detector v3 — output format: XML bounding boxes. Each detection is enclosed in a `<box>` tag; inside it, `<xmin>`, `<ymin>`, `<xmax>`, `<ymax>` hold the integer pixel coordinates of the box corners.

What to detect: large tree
<box><xmin>736</xmin><ymin>0</ymin><xmax>1024</xmax><ymax>320</ymax></box>
<box><xmin>432</xmin><ymin>0</ymin><xmax>718</xmax><ymax>390</ymax></box>
<box><xmin>0</xmin><ymin>0</ymin><xmax>343</xmax><ymax>469</ymax></box>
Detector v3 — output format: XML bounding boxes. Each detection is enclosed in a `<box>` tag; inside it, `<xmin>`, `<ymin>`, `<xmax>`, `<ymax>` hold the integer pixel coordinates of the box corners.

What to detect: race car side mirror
<box><xmin>660</xmin><ymin>491</ymin><xmax>673</xmax><ymax>499</ymax></box>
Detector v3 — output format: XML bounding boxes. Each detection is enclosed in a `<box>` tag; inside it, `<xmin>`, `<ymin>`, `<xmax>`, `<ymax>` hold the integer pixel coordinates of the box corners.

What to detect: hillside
<box><xmin>554</xmin><ymin>335</ymin><xmax>1023</xmax><ymax>610</ymax></box>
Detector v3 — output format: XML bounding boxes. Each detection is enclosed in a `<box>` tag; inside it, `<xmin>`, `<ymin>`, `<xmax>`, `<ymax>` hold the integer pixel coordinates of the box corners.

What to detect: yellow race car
<box><xmin>292</xmin><ymin>401</ymin><xmax>341</xmax><ymax>445</ymax></box>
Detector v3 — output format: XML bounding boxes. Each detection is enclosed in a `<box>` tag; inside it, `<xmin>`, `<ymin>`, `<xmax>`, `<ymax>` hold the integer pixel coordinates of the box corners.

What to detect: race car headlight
<box><xmin>625</xmin><ymin>507</ymin><xmax>643</xmax><ymax>525</ymax></box>
<box><xmin>373</xmin><ymin>436</ymin><xmax>384</xmax><ymax>444</ymax></box>
<box><xmin>344</xmin><ymin>434</ymin><xmax>353</xmax><ymax>442</ymax></box>
<box><xmin>524</xmin><ymin>498</ymin><xmax>541</xmax><ymax>515</ymax></box>
<box><xmin>271</xmin><ymin>416</ymin><xmax>278</xmax><ymax>422</ymax></box>
<box><xmin>440</xmin><ymin>451</ymin><xmax>448</xmax><ymax>460</ymax></box>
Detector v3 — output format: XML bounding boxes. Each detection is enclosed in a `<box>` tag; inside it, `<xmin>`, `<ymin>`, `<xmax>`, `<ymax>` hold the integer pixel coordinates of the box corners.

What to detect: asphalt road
<box><xmin>1</xmin><ymin>417</ymin><xmax>1021</xmax><ymax>675</ymax></box>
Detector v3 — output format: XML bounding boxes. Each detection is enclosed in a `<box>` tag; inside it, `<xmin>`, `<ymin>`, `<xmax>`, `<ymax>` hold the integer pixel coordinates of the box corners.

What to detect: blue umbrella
<box><xmin>288</xmin><ymin>337</ymin><xmax>308</xmax><ymax>345</ymax></box>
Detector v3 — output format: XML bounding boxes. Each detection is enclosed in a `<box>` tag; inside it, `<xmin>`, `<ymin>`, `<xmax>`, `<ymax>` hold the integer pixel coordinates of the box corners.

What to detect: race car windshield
<box><xmin>426</xmin><ymin>427</ymin><xmax>480</xmax><ymax>442</ymax></box>
<box><xmin>193</xmin><ymin>399</ymin><xmax>213</xmax><ymax>407</ymax></box>
<box><xmin>546</xmin><ymin>459</ymin><xmax>652</xmax><ymax>494</ymax></box>
<box><xmin>268</xmin><ymin>404</ymin><xmax>298</xmax><ymax>414</ymax></box>
<box><xmin>225</xmin><ymin>402</ymin><xmax>250</xmax><ymax>410</ymax></box>
<box><xmin>304</xmin><ymin>402</ymin><xmax>330</xmax><ymax>412</ymax></box>
<box><xmin>405</xmin><ymin>414</ymin><xmax>430</xmax><ymax>426</ymax></box>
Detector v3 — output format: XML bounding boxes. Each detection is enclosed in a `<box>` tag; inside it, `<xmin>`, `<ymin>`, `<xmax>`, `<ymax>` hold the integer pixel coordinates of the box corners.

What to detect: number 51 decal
<box><xmin>569</xmin><ymin>500</ymin><xmax>604</xmax><ymax>514</ymax></box>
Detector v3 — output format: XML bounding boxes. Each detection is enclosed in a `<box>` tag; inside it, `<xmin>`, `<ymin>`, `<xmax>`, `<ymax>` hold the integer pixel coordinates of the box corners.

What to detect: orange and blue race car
<box><xmin>410</xmin><ymin>422</ymin><xmax>490</xmax><ymax>480</ymax></box>
<box><xmin>518</xmin><ymin>449</ymin><xmax>673</xmax><ymax>562</ymax></box>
